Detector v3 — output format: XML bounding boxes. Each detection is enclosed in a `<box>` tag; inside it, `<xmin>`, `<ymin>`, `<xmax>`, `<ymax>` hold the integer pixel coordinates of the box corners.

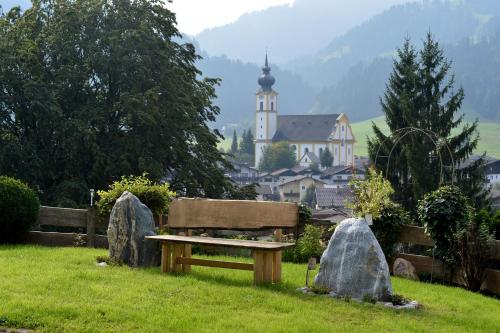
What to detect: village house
<box><xmin>226</xmin><ymin>161</ymin><xmax>259</xmax><ymax>185</ymax></box>
<box><xmin>277</xmin><ymin>175</ymin><xmax>325</xmax><ymax>203</ymax></box>
<box><xmin>320</xmin><ymin>165</ymin><xmax>365</xmax><ymax>188</ymax></box>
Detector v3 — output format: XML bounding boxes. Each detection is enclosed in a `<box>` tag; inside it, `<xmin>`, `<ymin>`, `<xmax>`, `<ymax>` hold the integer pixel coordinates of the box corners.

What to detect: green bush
<box><xmin>490</xmin><ymin>210</ymin><xmax>500</xmax><ymax>240</ymax></box>
<box><xmin>283</xmin><ymin>224</ymin><xmax>325</xmax><ymax>263</ymax></box>
<box><xmin>0</xmin><ymin>176</ymin><xmax>40</xmax><ymax>243</ymax></box>
<box><xmin>349</xmin><ymin>167</ymin><xmax>394</xmax><ymax>220</ymax></box>
<box><xmin>456</xmin><ymin>208</ymin><xmax>495</xmax><ymax>291</ymax></box>
<box><xmin>97</xmin><ymin>175</ymin><xmax>176</xmax><ymax>216</ymax></box>
<box><xmin>371</xmin><ymin>202</ymin><xmax>410</xmax><ymax>260</ymax></box>
<box><xmin>417</xmin><ymin>185</ymin><xmax>472</xmax><ymax>267</ymax></box>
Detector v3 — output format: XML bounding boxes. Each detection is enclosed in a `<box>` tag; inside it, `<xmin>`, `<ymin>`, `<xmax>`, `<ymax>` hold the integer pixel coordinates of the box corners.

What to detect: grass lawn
<box><xmin>1</xmin><ymin>246</ymin><xmax>499</xmax><ymax>333</ymax></box>
<box><xmin>351</xmin><ymin>116</ymin><xmax>500</xmax><ymax>158</ymax></box>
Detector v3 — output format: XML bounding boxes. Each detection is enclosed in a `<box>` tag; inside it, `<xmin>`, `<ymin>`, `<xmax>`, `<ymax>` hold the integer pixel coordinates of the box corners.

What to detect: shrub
<box><xmin>456</xmin><ymin>209</ymin><xmax>495</xmax><ymax>291</ymax></box>
<box><xmin>283</xmin><ymin>224</ymin><xmax>325</xmax><ymax>263</ymax></box>
<box><xmin>371</xmin><ymin>202</ymin><xmax>410</xmax><ymax>261</ymax></box>
<box><xmin>97</xmin><ymin>174</ymin><xmax>176</xmax><ymax>216</ymax></box>
<box><xmin>349</xmin><ymin>167</ymin><xmax>394</xmax><ymax>219</ymax></box>
<box><xmin>490</xmin><ymin>210</ymin><xmax>500</xmax><ymax>240</ymax></box>
<box><xmin>0</xmin><ymin>176</ymin><xmax>40</xmax><ymax>243</ymax></box>
<box><xmin>298</xmin><ymin>203</ymin><xmax>312</xmax><ymax>226</ymax></box>
<box><xmin>418</xmin><ymin>186</ymin><xmax>472</xmax><ymax>268</ymax></box>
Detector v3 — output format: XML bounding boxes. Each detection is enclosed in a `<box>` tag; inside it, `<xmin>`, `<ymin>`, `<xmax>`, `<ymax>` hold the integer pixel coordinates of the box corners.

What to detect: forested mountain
<box><xmin>288</xmin><ymin>0</ymin><xmax>500</xmax><ymax>91</ymax></box>
<box><xmin>312</xmin><ymin>31</ymin><xmax>500</xmax><ymax>122</ymax></box>
<box><xmin>194</xmin><ymin>0</ymin><xmax>413</xmax><ymax>65</ymax></box>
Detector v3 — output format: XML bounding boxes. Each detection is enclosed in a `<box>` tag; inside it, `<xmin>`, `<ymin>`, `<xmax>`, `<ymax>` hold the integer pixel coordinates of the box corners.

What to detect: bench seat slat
<box><xmin>146</xmin><ymin>235</ymin><xmax>294</xmax><ymax>251</ymax></box>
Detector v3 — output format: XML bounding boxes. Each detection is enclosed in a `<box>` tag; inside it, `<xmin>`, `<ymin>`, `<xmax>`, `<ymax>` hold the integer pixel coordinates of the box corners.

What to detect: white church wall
<box><xmin>268</xmin><ymin>112</ymin><xmax>277</xmax><ymax>139</ymax></box>
<box><xmin>347</xmin><ymin>143</ymin><xmax>353</xmax><ymax>165</ymax></box>
<box><xmin>300</xmin><ymin>144</ymin><xmax>314</xmax><ymax>160</ymax></box>
<box><xmin>340</xmin><ymin>141</ymin><xmax>346</xmax><ymax>165</ymax></box>
<box><xmin>314</xmin><ymin>144</ymin><xmax>327</xmax><ymax>160</ymax></box>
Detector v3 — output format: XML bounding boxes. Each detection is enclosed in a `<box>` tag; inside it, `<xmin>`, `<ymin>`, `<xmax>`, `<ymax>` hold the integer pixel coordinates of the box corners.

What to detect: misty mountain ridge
<box><xmin>194</xmin><ymin>0</ymin><xmax>415</xmax><ymax>65</ymax></box>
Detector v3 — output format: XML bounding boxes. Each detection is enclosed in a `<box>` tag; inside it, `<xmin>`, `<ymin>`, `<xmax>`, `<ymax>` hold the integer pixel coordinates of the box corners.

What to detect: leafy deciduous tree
<box><xmin>258</xmin><ymin>142</ymin><xmax>296</xmax><ymax>172</ymax></box>
<box><xmin>0</xmin><ymin>0</ymin><xmax>249</xmax><ymax>206</ymax></box>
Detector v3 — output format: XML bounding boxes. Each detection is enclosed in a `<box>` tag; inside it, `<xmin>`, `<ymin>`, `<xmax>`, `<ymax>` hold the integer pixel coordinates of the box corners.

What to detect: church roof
<box><xmin>272</xmin><ymin>114</ymin><xmax>339</xmax><ymax>142</ymax></box>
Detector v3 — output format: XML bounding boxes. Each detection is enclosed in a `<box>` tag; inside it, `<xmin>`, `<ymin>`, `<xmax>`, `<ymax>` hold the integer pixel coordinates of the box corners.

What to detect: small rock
<box><xmin>393</xmin><ymin>258</ymin><xmax>419</xmax><ymax>281</ymax></box>
<box><xmin>96</xmin><ymin>262</ymin><xmax>107</xmax><ymax>267</ymax></box>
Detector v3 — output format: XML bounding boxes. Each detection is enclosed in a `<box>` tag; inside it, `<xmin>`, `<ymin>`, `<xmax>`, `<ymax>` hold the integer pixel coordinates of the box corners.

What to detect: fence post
<box><xmin>86</xmin><ymin>207</ymin><xmax>96</xmax><ymax>248</ymax></box>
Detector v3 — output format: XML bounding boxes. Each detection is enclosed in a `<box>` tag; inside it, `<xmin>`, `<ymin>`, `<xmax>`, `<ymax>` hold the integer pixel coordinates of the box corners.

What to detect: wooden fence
<box><xmin>27</xmin><ymin>206</ymin><xmax>500</xmax><ymax>294</ymax></box>
<box><xmin>27</xmin><ymin>206</ymin><xmax>108</xmax><ymax>248</ymax></box>
<box><xmin>28</xmin><ymin>206</ymin><xmax>167</xmax><ymax>248</ymax></box>
<box><xmin>395</xmin><ymin>225</ymin><xmax>500</xmax><ymax>295</ymax></box>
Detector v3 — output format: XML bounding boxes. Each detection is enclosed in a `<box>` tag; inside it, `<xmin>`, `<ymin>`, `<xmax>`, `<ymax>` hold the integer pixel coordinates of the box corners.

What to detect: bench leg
<box><xmin>253</xmin><ymin>250</ymin><xmax>264</xmax><ymax>285</ymax></box>
<box><xmin>183</xmin><ymin>244</ymin><xmax>192</xmax><ymax>273</ymax></box>
<box><xmin>253</xmin><ymin>250</ymin><xmax>275</xmax><ymax>285</ymax></box>
<box><xmin>161</xmin><ymin>242</ymin><xmax>172</xmax><ymax>273</ymax></box>
<box><xmin>172</xmin><ymin>243</ymin><xmax>184</xmax><ymax>273</ymax></box>
<box><xmin>273</xmin><ymin>251</ymin><xmax>282</xmax><ymax>283</ymax></box>
<box><xmin>263</xmin><ymin>251</ymin><xmax>273</xmax><ymax>283</ymax></box>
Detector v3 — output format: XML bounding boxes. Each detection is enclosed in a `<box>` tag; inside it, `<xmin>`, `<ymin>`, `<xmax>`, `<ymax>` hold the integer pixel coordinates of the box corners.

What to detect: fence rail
<box><xmin>26</xmin><ymin>206</ymin><xmax>500</xmax><ymax>295</ymax></box>
<box><xmin>395</xmin><ymin>225</ymin><xmax>500</xmax><ymax>294</ymax></box>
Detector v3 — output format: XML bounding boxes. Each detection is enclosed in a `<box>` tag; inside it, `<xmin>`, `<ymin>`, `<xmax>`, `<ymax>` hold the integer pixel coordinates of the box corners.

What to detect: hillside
<box><xmin>288</xmin><ymin>0</ymin><xmax>500</xmax><ymax>90</ymax></box>
<box><xmin>351</xmin><ymin>117</ymin><xmax>500</xmax><ymax>159</ymax></box>
<box><xmin>194</xmin><ymin>0</ymin><xmax>413</xmax><ymax>65</ymax></box>
<box><xmin>312</xmin><ymin>30</ymin><xmax>500</xmax><ymax>122</ymax></box>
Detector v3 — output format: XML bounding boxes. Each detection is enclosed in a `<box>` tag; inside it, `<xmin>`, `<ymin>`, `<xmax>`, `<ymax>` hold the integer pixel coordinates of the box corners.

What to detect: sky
<box><xmin>165</xmin><ymin>0</ymin><xmax>295</xmax><ymax>36</ymax></box>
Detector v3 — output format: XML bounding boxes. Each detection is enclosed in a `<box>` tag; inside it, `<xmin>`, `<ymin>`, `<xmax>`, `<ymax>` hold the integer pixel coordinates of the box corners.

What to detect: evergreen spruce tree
<box><xmin>230</xmin><ymin>130</ymin><xmax>238</xmax><ymax>154</ymax></box>
<box><xmin>246</xmin><ymin>128</ymin><xmax>255</xmax><ymax>156</ymax></box>
<box><xmin>239</xmin><ymin>129</ymin><xmax>247</xmax><ymax>153</ymax></box>
<box><xmin>368</xmin><ymin>33</ymin><xmax>487</xmax><ymax>212</ymax></box>
<box><xmin>320</xmin><ymin>148</ymin><xmax>333</xmax><ymax>168</ymax></box>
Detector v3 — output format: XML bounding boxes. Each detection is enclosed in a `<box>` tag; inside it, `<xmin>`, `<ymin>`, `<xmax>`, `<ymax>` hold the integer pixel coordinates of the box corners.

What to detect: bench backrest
<box><xmin>168</xmin><ymin>198</ymin><xmax>299</xmax><ymax>230</ymax></box>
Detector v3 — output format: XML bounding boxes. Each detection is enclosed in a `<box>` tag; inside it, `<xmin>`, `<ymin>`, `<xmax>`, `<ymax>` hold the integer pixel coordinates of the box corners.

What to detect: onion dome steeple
<box><xmin>258</xmin><ymin>52</ymin><xmax>275</xmax><ymax>91</ymax></box>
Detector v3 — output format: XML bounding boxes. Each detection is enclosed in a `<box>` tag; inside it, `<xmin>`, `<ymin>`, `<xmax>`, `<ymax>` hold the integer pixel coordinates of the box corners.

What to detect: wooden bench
<box><xmin>146</xmin><ymin>198</ymin><xmax>298</xmax><ymax>285</ymax></box>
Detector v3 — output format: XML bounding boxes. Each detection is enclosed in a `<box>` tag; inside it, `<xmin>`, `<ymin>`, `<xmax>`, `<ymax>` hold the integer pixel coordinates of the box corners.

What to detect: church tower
<box><xmin>254</xmin><ymin>53</ymin><xmax>278</xmax><ymax>167</ymax></box>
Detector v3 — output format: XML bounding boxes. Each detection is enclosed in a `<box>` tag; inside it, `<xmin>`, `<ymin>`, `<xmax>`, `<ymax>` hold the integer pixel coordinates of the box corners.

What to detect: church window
<box><xmin>292</xmin><ymin>145</ymin><xmax>296</xmax><ymax>151</ymax></box>
<box><xmin>341</xmin><ymin>139</ymin><xmax>344</xmax><ymax>147</ymax></box>
<box><xmin>260</xmin><ymin>125</ymin><xmax>262</xmax><ymax>129</ymax></box>
<box><xmin>271</xmin><ymin>102</ymin><xmax>274</xmax><ymax>111</ymax></box>
<box><xmin>335</xmin><ymin>147</ymin><xmax>337</xmax><ymax>155</ymax></box>
<box><xmin>319</xmin><ymin>148</ymin><xmax>323</xmax><ymax>155</ymax></box>
<box><xmin>342</xmin><ymin>125</ymin><xmax>345</xmax><ymax>132</ymax></box>
<box><xmin>259</xmin><ymin>102</ymin><xmax>263</xmax><ymax>111</ymax></box>
<box><xmin>305</xmin><ymin>147</ymin><xmax>309</xmax><ymax>153</ymax></box>
<box><xmin>302</xmin><ymin>186</ymin><xmax>306</xmax><ymax>190</ymax></box>
<box><xmin>348</xmin><ymin>148</ymin><xmax>351</xmax><ymax>155</ymax></box>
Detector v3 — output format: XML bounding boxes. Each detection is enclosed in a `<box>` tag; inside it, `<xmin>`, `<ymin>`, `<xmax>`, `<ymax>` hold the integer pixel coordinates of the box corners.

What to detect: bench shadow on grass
<box><xmin>142</xmin><ymin>265</ymin><xmax>301</xmax><ymax>296</ymax></box>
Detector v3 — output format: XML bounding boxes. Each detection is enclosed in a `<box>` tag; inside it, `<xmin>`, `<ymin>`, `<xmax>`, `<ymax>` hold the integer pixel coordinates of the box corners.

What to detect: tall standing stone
<box><xmin>314</xmin><ymin>218</ymin><xmax>392</xmax><ymax>300</ymax></box>
<box><xmin>107</xmin><ymin>191</ymin><xmax>157</xmax><ymax>267</ymax></box>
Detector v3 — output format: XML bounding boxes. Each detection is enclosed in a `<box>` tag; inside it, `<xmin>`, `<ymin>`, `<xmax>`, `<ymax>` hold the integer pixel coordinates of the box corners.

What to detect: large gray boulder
<box><xmin>314</xmin><ymin>218</ymin><xmax>392</xmax><ymax>301</ymax></box>
<box><xmin>107</xmin><ymin>191</ymin><xmax>157</xmax><ymax>267</ymax></box>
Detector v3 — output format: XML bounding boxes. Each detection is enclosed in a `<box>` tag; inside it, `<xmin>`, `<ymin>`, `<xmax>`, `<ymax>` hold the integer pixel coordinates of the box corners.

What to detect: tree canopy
<box><xmin>0</xmin><ymin>0</ymin><xmax>246</xmax><ymax>206</ymax></box>
<box><xmin>320</xmin><ymin>148</ymin><xmax>333</xmax><ymax>168</ymax></box>
<box><xmin>258</xmin><ymin>142</ymin><xmax>296</xmax><ymax>172</ymax></box>
<box><xmin>368</xmin><ymin>34</ymin><xmax>487</xmax><ymax>212</ymax></box>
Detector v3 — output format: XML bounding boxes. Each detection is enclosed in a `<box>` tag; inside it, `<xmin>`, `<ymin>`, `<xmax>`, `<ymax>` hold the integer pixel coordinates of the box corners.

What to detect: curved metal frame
<box><xmin>374</xmin><ymin>127</ymin><xmax>455</xmax><ymax>186</ymax></box>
